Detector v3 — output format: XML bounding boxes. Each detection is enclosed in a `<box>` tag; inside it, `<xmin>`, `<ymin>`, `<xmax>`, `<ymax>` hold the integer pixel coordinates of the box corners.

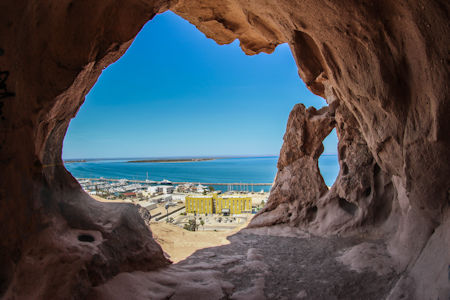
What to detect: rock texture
<box><xmin>88</xmin><ymin>227</ymin><xmax>398</xmax><ymax>300</ymax></box>
<box><xmin>1</xmin><ymin>168</ymin><xmax>170</xmax><ymax>299</ymax></box>
<box><xmin>0</xmin><ymin>0</ymin><xmax>449</xmax><ymax>299</ymax></box>
<box><xmin>250</xmin><ymin>104</ymin><xmax>335</xmax><ymax>227</ymax></box>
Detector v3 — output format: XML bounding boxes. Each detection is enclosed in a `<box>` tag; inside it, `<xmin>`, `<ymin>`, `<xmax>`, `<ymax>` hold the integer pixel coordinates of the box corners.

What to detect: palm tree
<box><xmin>200</xmin><ymin>219</ymin><xmax>205</xmax><ymax>230</ymax></box>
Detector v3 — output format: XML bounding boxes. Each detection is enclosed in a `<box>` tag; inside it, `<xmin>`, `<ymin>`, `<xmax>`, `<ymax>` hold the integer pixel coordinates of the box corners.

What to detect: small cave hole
<box><xmin>364</xmin><ymin>187</ymin><xmax>371</xmax><ymax>197</ymax></box>
<box><xmin>338</xmin><ymin>144</ymin><xmax>346</xmax><ymax>160</ymax></box>
<box><xmin>338</xmin><ymin>197</ymin><xmax>357</xmax><ymax>216</ymax></box>
<box><xmin>306</xmin><ymin>205</ymin><xmax>318</xmax><ymax>222</ymax></box>
<box><xmin>373</xmin><ymin>163</ymin><xmax>381</xmax><ymax>175</ymax></box>
<box><xmin>342</xmin><ymin>162</ymin><xmax>349</xmax><ymax>175</ymax></box>
<box><xmin>78</xmin><ymin>234</ymin><xmax>95</xmax><ymax>243</ymax></box>
<box><xmin>371</xmin><ymin>182</ymin><xmax>394</xmax><ymax>224</ymax></box>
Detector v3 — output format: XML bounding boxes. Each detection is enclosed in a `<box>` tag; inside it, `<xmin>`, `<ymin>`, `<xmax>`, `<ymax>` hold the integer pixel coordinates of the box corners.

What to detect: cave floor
<box><xmin>90</xmin><ymin>226</ymin><xmax>399</xmax><ymax>300</ymax></box>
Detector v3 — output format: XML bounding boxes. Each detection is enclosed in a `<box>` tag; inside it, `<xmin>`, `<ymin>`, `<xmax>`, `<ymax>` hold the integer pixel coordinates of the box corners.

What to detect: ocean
<box><xmin>64</xmin><ymin>155</ymin><xmax>340</xmax><ymax>192</ymax></box>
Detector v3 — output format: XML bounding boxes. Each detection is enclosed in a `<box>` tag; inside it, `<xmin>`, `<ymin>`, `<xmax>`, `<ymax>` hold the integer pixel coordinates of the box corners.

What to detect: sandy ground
<box><xmin>91</xmin><ymin>195</ymin><xmax>130</xmax><ymax>203</ymax></box>
<box><xmin>90</xmin><ymin>194</ymin><xmax>241</xmax><ymax>262</ymax></box>
<box><xmin>147</xmin><ymin>203</ymin><xmax>184</xmax><ymax>218</ymax></box>
<box><xmin>91</xmin><ymin>194</ymin><xmax>261</xmax><ymax>264</ymax></box>
<box><xmin>150</xmin><ymin>219</ymin><xmax>251</xmax><ymax>263</ymax></box>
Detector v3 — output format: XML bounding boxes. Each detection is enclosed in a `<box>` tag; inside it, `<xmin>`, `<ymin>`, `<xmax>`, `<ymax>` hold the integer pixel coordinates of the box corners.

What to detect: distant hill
<box><xmin>64</xmin><ymin>159</ymin><xmax>87</xmax><ymax>163</ymax></box>
<box><xmin>127</xmin><ymin>158</ymin><xmax>216</xmax><ymax>163</ymax></box>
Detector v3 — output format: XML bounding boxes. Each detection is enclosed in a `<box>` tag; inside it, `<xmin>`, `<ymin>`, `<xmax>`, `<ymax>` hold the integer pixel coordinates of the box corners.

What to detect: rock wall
<box><xmin>0</xmin><ymin>0</ymin><xmax>448</xmax><ymax>299</ymax></box>
<box><xmin>309</xmin><ymin>102</ymin><xmax>398</xmax><ymax>236</ymax></box>
<box><xmin>250</xmin><ymin>103</ymin><xmax>335</xmax><ymax>227</ymax></box>
<box><xmin>0</xmin><ymin>1</ymin><xmax>172</xmax><ymax>298</ymax></box>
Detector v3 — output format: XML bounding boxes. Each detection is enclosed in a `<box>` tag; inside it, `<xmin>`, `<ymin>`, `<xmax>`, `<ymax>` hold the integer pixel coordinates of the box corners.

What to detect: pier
<box><xmin>77</xmin><ymin>177</ymin><xmax>272</xmax><ymax>186</ymax></box>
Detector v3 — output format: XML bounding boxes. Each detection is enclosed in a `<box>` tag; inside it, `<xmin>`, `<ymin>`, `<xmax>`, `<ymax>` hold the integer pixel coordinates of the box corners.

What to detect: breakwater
<box><xmin>78</xmin><ymin>177</ymin><xmax>272</xmax><ymax>186</ymax></box>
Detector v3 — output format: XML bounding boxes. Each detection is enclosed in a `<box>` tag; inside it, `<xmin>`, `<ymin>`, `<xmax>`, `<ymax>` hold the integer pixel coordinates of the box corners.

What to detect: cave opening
<box><xmin>61</xmin><ymin>10</ymin><xmax>339</xmax><ymax>262</ymax></box>
<box><xmin>62</xmin><ymin>11</ymin><xmax>329</xmax><ymax>162</ymax></box>
<box><xmin>78</xmin><ymin>234</ymin><xmax>95</xmax><ymax>243</ymax></box>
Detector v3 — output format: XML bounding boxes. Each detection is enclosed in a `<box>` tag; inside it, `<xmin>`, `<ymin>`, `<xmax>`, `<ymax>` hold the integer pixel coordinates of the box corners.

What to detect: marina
<box><xmin>63</xmin><ymin>156</ymin><xmax>339</xmax><ymax>191</ymax></box>
<box><xmin>77</xmin><ymin>177</ymin><xmax>273</xmax><ymax>186</ymax></box>
<box><xmin>76</xmin><ymin>176</ymin><xmax>270</xmax><ymax>233</ymax></box>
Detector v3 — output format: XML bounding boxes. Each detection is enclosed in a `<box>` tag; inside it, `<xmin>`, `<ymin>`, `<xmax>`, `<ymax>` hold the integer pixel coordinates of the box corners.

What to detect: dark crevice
<box><xmin>364</xmin><ymin>187</ymin><xmax>372</xmax><ymax>197</ymax></box>
<box><xmin>0</xmin><ymin>257</ymin><xmax>12</xmax><ymax>298</ymax></box>
<box><xmin>292</xmin><ymin>30</ymin><xmax>327</xmax><ymax>96</ymax></box>
<box><xmin>338</xmin><ymin>198</ymin><xmax>357</xmax><ymax>216</ymax></box>
<box><xmin>374</xmin><ymin>163</ymin><xmax>381</xmax><ymax>175</ymax></box>
<box><xmin>78</xmin><ymin>234</ymin><xmax>95</xmax><ymax>243</ymax></box>
<box><xmin>342</xmin><ymin>162</ymin><xmax>349</xmax><ymax>175</ymax></box>
<box><xmin>339</xmin><ymin>144</ymin><xmax>346</xmax><ymax>160</ymax></box>
<box><xmin>305</xmin><ymin>205</ymin><xmax>318</xmax><ymax>222</ymax></box>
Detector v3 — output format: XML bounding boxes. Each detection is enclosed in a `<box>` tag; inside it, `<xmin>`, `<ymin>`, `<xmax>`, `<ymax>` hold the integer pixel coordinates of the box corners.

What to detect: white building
<box><xmin>171</xmin><ymin>194</ymin><xmax>186</xmax><ymax>202</ymax></box>
<box><xmin>143</xmin><ymin>185</ymin><xmax>175</xmax><ymax>197</ymax></box>
<box><xmin>145</xmin><ymin>186</ymin><xmax>160</xmax><ymax>196</ymax></box>
<box><xmin>160</xmin><ymin>185</ymin><xmax>175</xmax><ymax>194</ymax></box>
<box><xmin>196</xmin><ymin>184</ymin><xmax>207</xmax><ymax>193</ymax></box>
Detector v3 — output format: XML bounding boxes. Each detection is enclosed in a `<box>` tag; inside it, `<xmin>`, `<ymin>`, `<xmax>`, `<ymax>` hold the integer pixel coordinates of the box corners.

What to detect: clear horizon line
<box><xmin>62</xmin><ymin>154</ymin><xmax>279</xmax><ymax>160</ymax></box>
<box><xmin>62</xmin><ymin>153</ymin><xmax>338</xmax><ymax>160</ymax></box>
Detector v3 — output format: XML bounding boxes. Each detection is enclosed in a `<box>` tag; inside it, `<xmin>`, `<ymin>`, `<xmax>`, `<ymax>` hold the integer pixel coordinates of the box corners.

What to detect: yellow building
<box><xmin>185</xmin><ymin>195</ymin><xmax>214</xmax><ymax>214</ymax></box>
<box><xmin>185</xmin><ymin>192</ymin><xmax>252</xmax><ymax>215</ymax></box>
<box><xmin>215</xmin><ymin>195</ymin><xmax>252</xmax><ymax>215</ymax></box>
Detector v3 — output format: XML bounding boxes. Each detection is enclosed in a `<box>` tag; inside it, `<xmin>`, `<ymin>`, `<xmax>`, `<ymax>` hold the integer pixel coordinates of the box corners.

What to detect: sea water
<box><xmin>64</xmin><ymin>155</ymin><xmax>340</xmax><ymax>192</ymax></box>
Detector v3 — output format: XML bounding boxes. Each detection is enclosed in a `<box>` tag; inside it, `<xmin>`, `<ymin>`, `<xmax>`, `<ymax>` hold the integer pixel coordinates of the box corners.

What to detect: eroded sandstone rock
<box><xmin>249</xmin><ymin>103</ymin><xmax>335</xmax><ymax>227</ymax></box>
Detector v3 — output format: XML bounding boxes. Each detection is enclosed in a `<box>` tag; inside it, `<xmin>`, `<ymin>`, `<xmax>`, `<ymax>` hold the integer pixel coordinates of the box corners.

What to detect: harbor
<box><xmin>77</xmin><ymin>177</ymin><xmax>273</xmax><ymax>186</ymax></box>
<box><xmin>64</xmin><ymin>156</ymin><xmax>282</xmax><ymax>193</ymax></box>
<box><xmin>77</xmin><ymin>177</ymin><xmax>270</xmax><ymax>232</ymax></box>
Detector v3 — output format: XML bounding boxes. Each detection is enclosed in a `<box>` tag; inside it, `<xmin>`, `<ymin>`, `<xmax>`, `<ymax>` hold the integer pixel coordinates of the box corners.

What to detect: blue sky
<box><xmin>62</xmin><ymin>11</ymin><xmax>337</xmax><ymax>159</ymax></box>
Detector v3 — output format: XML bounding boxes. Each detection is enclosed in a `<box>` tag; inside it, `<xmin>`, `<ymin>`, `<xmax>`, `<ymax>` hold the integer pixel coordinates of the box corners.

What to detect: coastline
<box><xmin>127</xmin><ymin>158</ymin><xmax>216</xmax><ymax>163</ymax></box>
<box><xmin>64</xmin><ymin>159</ymin><xmax>87</xmax><ymax>163</ymax></box>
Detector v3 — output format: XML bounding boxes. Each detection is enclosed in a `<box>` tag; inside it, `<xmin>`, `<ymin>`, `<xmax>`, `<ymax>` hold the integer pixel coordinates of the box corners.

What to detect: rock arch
<box><xmin>0</xmin><ymin>0</ymin><xmax>448</xmax><ymax>298</ymax></box>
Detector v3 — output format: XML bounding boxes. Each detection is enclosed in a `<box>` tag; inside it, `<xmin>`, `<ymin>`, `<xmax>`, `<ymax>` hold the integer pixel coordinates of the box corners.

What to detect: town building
<box><xmin>185</xmin><ymin>194</ymin><xmax>214</xmax><ymax>214</ymax></box>
<box><xmin>185</xmin><ymin>192</ymin><xmax>252</xmax><ymax>215</ymax></box>
<box><xmin>143</xmin><ymin>185</ymin><xmax>175</xmax><ymax>197</ymax></box>
<box><xmin>176</xmin><ymin>183</ymin><xmax>195</xmax><ymax>193</ymax></box>
<box><xmin>122</xmin><ymin>192</ymin><xmax>136</xmax><ymax>197</ymax></box>
<box><xmin>160</xmin><ymin>185</ymin><xmax>175</xmax><ymax>194</ymax></box>
<box><xmin>196</xmin><ymin>184</ymin><xmax>207</xmax><ymax>193</ymax></box>
<box><xmin>215</xmin><ymin>194</ymin><xmax>252</xmax><ymax>214</ymax></box>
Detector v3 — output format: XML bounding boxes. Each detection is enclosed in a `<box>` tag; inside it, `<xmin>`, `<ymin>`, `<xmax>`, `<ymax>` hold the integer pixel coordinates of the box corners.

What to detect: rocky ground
<box><xmin>89</xmin><ymin>226</ymin><xmax>398</xmax><ymax>299</ymax></box>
